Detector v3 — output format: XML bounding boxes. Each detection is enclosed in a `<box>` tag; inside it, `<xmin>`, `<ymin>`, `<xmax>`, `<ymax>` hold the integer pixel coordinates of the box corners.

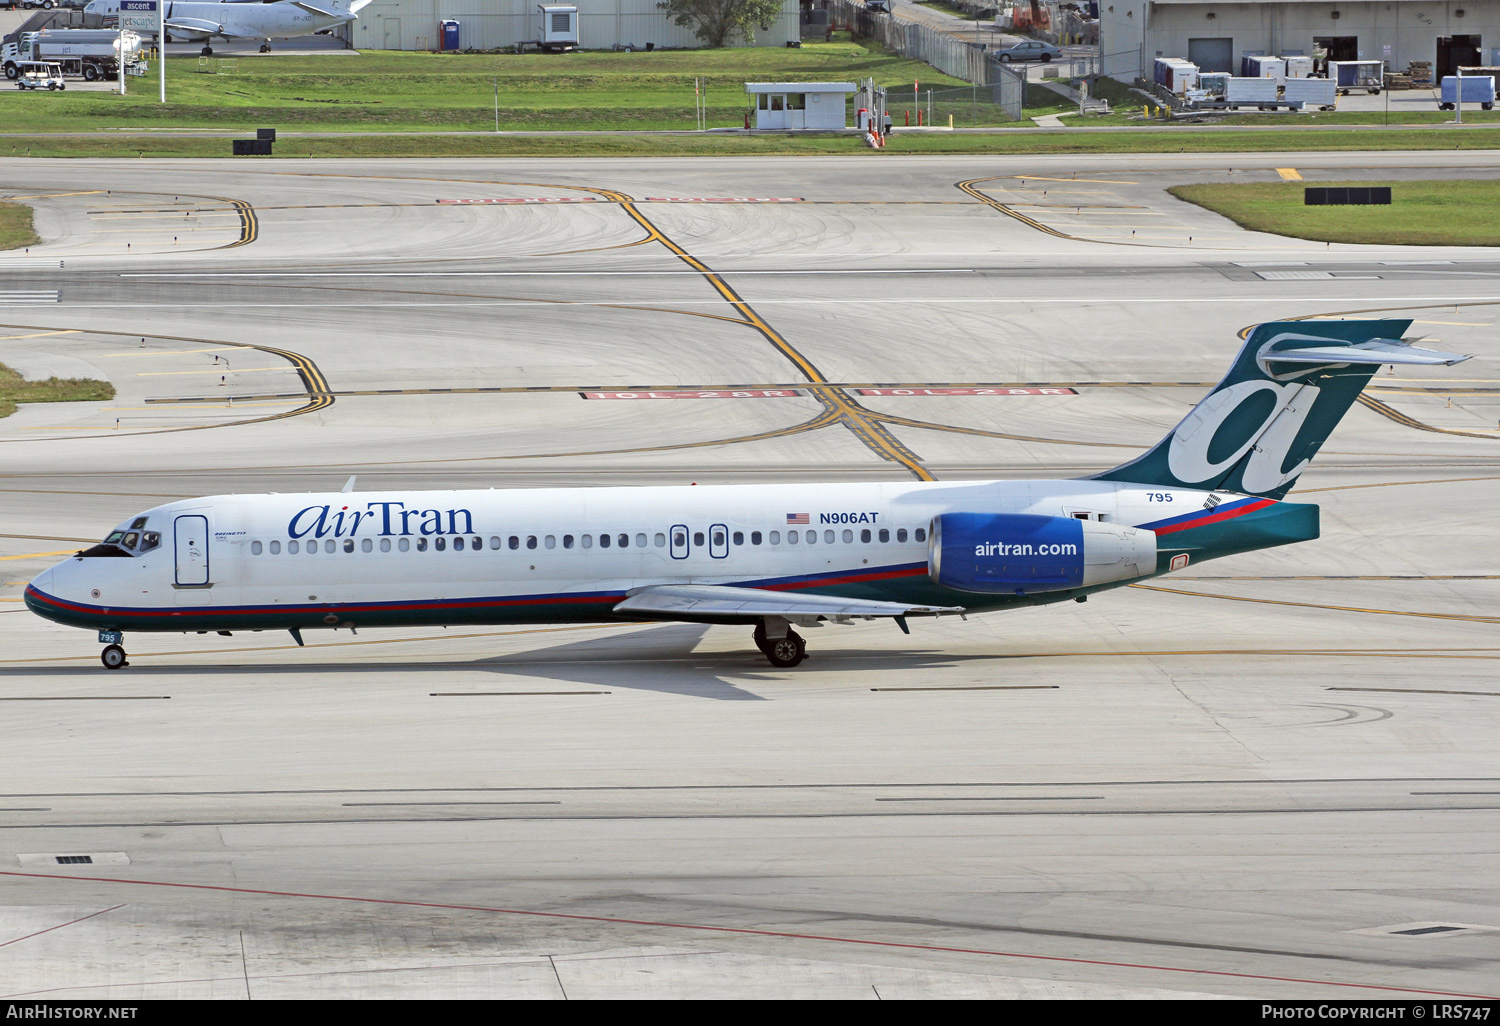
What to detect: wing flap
<box><xmin>614</xmin><ymin>583</ymin><xmax>963</xmax><ymax>621</ymax></box>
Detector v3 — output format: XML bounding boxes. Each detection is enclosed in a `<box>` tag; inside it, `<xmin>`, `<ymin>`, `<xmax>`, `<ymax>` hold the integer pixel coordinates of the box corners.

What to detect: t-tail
<box><xmin>1094</xmin><ymin>319</ymin><xmax>1469</xmax><ymax>500</ymax></box>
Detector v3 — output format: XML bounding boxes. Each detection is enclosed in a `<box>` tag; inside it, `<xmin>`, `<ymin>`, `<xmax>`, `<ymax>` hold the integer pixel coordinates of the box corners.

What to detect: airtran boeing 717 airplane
<box><xmin>25</xmin><ymin>320</ymin><xmax>1467</xmax><ymax>670</ymax></box>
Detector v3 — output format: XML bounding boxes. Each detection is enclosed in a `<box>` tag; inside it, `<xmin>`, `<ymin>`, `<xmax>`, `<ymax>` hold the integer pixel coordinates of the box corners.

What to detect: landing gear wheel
<box><xmin>763</xmin><ymin>630</ymin><xmax>806</xmax><ymax>668</ymax></box>
<box><xmin>201</xmin><ymin>46</ymin><xmax>214</xmax><ymax>56</ymax></box>
<box><xmin>101</xmin><ymin>644</ymin><xmax>127</xmax><ymax>670</ymax></box>
<box><xmin>259</xmin><ymin>43</ymin><xmax>271</xmax><ymax>53</ymax></box>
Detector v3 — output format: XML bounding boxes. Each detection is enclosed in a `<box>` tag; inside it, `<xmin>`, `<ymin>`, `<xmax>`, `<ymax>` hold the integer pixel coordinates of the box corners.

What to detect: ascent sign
<box><xmin>120</xmin><ymin>0</ymin><xmax>157</xmax><ymax>33</ymax></box>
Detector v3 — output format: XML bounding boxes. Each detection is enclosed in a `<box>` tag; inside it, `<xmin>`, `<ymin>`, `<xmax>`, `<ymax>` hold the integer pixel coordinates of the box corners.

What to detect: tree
<box><xmin>657</xmin><ymin>0</ymin><xmax>786</xmax><ymax>49</ymax></box>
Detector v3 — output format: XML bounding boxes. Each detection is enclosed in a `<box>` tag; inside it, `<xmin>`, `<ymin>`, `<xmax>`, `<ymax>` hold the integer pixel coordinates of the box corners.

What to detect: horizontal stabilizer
<box><xmin>614</xmin><ymin>583</ymin><xmax>964</xmax><ymax>621</ymax></box>
<box><xmin>1259</xmin><ymin>339</ymin><xmax>1469</xmax><ymax>367</ymax></box>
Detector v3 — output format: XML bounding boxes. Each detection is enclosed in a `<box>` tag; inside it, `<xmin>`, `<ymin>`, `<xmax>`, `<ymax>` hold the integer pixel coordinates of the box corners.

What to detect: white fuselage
<box><xmin>27</xmin><ymin>478</ymin><xmax>1226</xmax><ymax>634</ymax></box>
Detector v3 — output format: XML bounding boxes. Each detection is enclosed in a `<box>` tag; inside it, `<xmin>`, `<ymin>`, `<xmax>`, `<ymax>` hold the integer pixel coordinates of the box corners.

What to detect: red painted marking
<box><xmin>0</xmin><ymin>903</ymin><xmax>125</xmax><ymax>950</ymax></box>
<box><xmin>1152</xmin><ymin>498</ymin><xmax>1275</xmax><ymax>537</ymax></box>
<box><xmin>856</xmin><ymin>387</ymin><xmax>1078</xmax><ymax>397</ymax></box>
<box><xmin>642</xmin><ymin>197</ymin><xmax>803</xmax><ymax>203</ymax></box>
<box><xmin>580</xmin><ymin>390</ymin><xmax>805</xmax><ymax>400</ymax></box>
<box><xmin>1</xmin><ymin>872</ymin><xmax>1493</xmax><ymax>1000</ymax></box>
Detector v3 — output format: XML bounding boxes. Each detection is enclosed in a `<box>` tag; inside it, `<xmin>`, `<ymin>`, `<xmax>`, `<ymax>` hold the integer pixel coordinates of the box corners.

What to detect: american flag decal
<box><xmin>786</xmin><ymin>513</ymin><xmax>809</xmax><ymax>525</ymax></box>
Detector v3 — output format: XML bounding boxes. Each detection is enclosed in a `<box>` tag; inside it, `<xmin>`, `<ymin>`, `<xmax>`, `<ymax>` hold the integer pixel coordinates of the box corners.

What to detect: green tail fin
<box><xmin>1094</xmin><ymin>319</ymin><xmax>1465</xmax><ymax>500</ymax></box>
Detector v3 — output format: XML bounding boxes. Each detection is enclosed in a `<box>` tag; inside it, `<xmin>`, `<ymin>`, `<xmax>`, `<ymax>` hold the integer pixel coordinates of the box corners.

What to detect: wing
<box><xmin>613</xmin><ymin>583</ymin><xmax>964</xmax><ymax>625</ymax></box>
<box><xmin>292</xmin><ymin>2</ymin><xmax>341</xmax><ymax>17</ymax></box>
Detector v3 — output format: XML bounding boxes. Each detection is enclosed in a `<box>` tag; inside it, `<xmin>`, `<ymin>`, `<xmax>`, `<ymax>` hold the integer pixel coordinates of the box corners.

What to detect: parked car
<box><xmin>992</xmin><ymin>39</ymin><xmax>1062</xmax><ymax>63</ymax></box>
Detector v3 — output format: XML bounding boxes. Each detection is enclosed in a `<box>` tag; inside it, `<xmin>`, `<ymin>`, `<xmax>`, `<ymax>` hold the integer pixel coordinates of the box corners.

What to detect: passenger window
<box><xmin>324</xmin><ymin>539</ymin><xmax>336</xmax><ymax>553</ymax></box>
<box><xmin>769</xmin><ymin>531</ymin><xmax>779</xmax><ymax>544</ymax></box>
<box><xmin>526</xmin><ymin>536</ymin><xmax>537</xmax><ymax>550</ymax></box>
<box><xmin>454</xmin><ymin>537</ymin><xmax>465</xmax><ymax>551</ymax></box>
<box><xmin>508</xmin><ymin>536</ymin><xmax>519</xmax><ymax>550</ymax></box>
<box><xmin>860</xmin><ymin>529</ymin><xmax>870</xmax><ymax>543</ymax></box>
<box><xmin>635</xmin><ymin>533</ymin><xmax>647</xmax><ymax>548</ymax></box>
<box><xmin>269</xmin><ymin>540</ymin><xmax>281</xmax><ymax>554</ymax></box>
<box><xmin>654</xmin><ymin>533</ymin><xmax>666</xmax><ymax>547</ymax></box>
<box><xmin>694</xmin><ymin>532</ymin><xmax>704</xmax><ymax>547</ymax></box>
<box><xmin>807</xmin><ymin>530</ymin><xmax>817</xmax><ymax>544</ymax></box>
<box><xmin>787</xmin><ymin>531</ymin><xmax>798</xmax><ymax>545</ymax></box>
<box><xmin>545</xmin><ymin>535</ymin><xmax>556</xmax><ymax>549</ymax></box>
<box><xmin>750</xmin><ymin>531</ymin><xmax>761</xmax><ymax>545</ymax></box>
<box><xmin>343</xmin><ymin>539</ymin><xmax>354</xmax><ymax>553</ymax></box>
<box><xmin>733</xmin><ymin>531</ymin><xmax>743</xmax><ymax>545</ymax></box>
<box><xmin>915</xmin><ymin>527</ymin><xmax>927</xmax><ymax>542</ymax></box>
<box><xmin>436</xmin><ymin>537</ymin><xmax>447</xmax><ymax>551</ymax></box>
<box><xmin>618</xmin><ymin>533</ymin><xmax>628</xmax><ymax>548</ymax></box>
<box><xmin>289</xmin><ymin>540</ymin><xmax>300</xmax><ymax>554</ymax></box>
<box><xmin>897</xmin><ymin>528</ymin><xmax>908</xmax><ymax>543</ymax></box>
<box><xmin>398</xmin><ymin>538</ymin><xmax>410</xmax><ymax>552</ymax></box>
<box><xmin>563</xmin><ymin>534</ymin><xmax>574</xmax><ymax>549</ymax></box>
<box><xmin>489</xmin><ymin>536</ymin><xmax>500</xmax><ymax>550</ymax></box>
<box><xmin>380</xmin><ymin>538</ymin><xmax>390</xmax><ymax>552</ymax></box>
<box><xmin>600</xmin><ymin>533</ymin><xmax>611</xmax><ymax>549</ymax></box>
<box><xmin>842</xmin><ymin>529</ymin><xmax>853</xmax><ymax>543</ymax></box>
<box><xmin>472</xmin><ymin>536</ymin><xmax>481</xmax><ymax>551</ymax></box>
<box><xmin>251</xmin><ymin>540</ymin><xmax>262</xmax><ymax>555</ymax></box>
<box><xmin>879</xmin><ymin>529</ymin><xmax>889</xmax><ymax>543</ymax></box>
<box><xmin>582</xmin><ymin>534</ymin><xmax>593</xmax><ymax>549</ymax></box>
<box><xmin>416</xmin><ymin>538</ymin><xmax>428</xmax><ymax>552</ymax></box>
<box><xmin>362</xmin><ymin>538</ymin><xmax>373</xmax><ymax>553</ymax></box>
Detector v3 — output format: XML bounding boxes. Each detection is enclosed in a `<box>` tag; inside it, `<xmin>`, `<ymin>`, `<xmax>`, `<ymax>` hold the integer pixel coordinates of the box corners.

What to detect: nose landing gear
<box><xmin>98</xmin><ymin>630</ymin><xmax>128</xmax><ymax>670</ymax></box>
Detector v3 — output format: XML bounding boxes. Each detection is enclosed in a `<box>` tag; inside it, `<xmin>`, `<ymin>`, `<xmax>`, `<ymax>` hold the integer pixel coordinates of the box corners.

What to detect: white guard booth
<box><xmin>746</xmin><ymin>81</ymin><xmax>856</xmax><ymax>130</ymax></box>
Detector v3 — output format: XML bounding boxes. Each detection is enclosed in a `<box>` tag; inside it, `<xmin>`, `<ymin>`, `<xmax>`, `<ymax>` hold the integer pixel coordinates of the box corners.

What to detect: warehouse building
<box><xmin>1100</xmin><ymin>1</ymin><xmax>1499</xmax><ymax>82</ymax></box>
<box><xmin>350</xmin><ymin>0</ymin><xmax>801</xmax><ymax>51</ymax></box>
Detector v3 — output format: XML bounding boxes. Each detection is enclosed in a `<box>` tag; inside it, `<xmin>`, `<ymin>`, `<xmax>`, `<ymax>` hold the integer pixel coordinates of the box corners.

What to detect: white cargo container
<box><xmin>1282</xmin><ymin>77</ymin><xmax>1337</xmax><ymax>110</ymax></box>
<box><xmin>1283</xmin><ymin>55</ymin><xmax>1314</xmax><ymax>79</ymax></box>
<box><xmin>1241</xmin><ymin>55</ymin><xmax>1286</xmax><ymax>82</ymax></box>
<box><xmin>536</xmin><ymin>4</ymin><xmax>577</xmax><ymax>53</ymax></box>
<box><xmin>1225</xmin><ymin>76</ymin><xmax>1280</xmax><ymax>108</ymax></box>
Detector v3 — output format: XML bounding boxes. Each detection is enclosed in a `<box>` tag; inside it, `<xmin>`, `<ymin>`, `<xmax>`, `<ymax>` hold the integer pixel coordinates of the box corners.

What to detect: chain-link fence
<box><xmin>830</xmin><ymin>0</ymin><xmax>993</xmax><ymax>86</ymax></box>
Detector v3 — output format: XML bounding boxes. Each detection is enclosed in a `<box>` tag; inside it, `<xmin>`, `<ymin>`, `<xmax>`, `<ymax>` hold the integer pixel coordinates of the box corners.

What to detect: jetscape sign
<box><xmin>119</xmin><ymin>0</ymin><xmax>157</xmax><ymax>32</ymax></box>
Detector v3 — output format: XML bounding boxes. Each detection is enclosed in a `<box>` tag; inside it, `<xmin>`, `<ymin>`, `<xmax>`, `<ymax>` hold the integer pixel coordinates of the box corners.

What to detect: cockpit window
<box><xmin>84</xmin><ymin>520</ymin><xmax>156</xmax><ymax>558</ymax></box>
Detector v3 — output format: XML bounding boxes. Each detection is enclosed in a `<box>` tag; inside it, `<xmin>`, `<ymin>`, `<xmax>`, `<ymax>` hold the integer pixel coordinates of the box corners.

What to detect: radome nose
<box><xmin>30</xmin><ymin>568</ymin><xmax>53</xmax><ymax>592</ymax></box>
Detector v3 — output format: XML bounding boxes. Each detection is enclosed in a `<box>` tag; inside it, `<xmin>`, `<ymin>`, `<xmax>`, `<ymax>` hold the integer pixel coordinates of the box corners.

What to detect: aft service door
<box><xmin>174</xmin><ymin>514</ymin><xmax>210</xmax><ymax>586</ymax></box>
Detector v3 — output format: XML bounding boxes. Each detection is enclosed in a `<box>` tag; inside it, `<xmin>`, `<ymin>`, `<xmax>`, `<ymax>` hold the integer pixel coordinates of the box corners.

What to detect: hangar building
<box><xmin>1100</xmin><ymin>1</ymin><xmax>1500</xmax><ymax>82</ymax></box>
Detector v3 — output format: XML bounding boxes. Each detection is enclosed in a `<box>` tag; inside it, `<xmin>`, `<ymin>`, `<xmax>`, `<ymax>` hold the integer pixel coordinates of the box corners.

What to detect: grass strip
<box><xmin>0</xmin><ymin>201</ymin><xmax>40</xmax><ymax>251</ymax></box>
<box><xmin>0</xmin><ymin>363</ymin><xmax>116</xmax><ymax>420</ymax></box>
<box><xmin>6</xmin><ymin>126</ymin><xmax>1500</xmax><ymax>158</ymax></box>
<box><xmin>1169</xmin><ymin>179</ymin><xmax>1500</xmax><ymax>246</ymax></box>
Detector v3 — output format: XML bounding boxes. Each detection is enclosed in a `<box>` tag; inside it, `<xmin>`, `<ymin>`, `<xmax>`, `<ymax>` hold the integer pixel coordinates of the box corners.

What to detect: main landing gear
<box><xmin>98</xmin><ymin>630</ymin><xmax>128</xmax><ymax>669</ymax></box>
<box><xmin>753</xmin><ymin>620</ymin><xmax>806</xmax><ymax>668</ymax></box>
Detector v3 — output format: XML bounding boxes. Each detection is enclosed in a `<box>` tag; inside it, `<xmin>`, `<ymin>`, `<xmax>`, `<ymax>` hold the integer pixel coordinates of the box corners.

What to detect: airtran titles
<box><xmin>288</xmin><ymin>502</ymin><xmax>475</xmax><ymax>539</ymax></box>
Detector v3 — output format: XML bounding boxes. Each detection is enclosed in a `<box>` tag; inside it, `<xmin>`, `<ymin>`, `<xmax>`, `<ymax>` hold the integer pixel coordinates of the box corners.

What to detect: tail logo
<box><xmin>1166</xmin><ymin>379</ymin><xmax>1316</xmax><ymax>494</ymax></box>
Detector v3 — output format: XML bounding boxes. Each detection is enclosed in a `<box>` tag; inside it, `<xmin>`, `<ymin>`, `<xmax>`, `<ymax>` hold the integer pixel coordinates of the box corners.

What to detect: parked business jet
<box><xmin>26</xmin><ymin>321</ymin><xmax>1468</xmax><ymax>670</ymax></box>
<box><xmin>83</xmin><ymin>0</ymin><xmax>370</xmax><ymax>54</ymax></box>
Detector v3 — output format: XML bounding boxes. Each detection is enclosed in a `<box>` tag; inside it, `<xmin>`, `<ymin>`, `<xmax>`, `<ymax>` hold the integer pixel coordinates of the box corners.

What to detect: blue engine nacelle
<box><xmin>929</xmin><ymin>513</ymin><xmax>1156</xmax><ymax>595</ymax></box>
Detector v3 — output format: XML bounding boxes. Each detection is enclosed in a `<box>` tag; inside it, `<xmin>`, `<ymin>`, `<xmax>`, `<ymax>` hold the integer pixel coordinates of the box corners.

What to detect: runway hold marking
<box><xmin>2</xmin><ymin>872</ymin><xmax>1493</xmax><ymax>1001</ymax></box>
<box><xmin>436</xmin><ymin>198</ymin><xmax>601</xmax><ymax>204</ymax></box>
<box><xmin>1277</xmin><ymin>168</ymin><xmax>1303</xmax><ymax>180</ymax></box>
<box><xmin>581</xmin><ymin>390</ymin><xmax>807</xmax><ymax>400</ymax></box>
<box><xmin>857</xmin><ymin>387</ymin><xmax>1078</xmax><ymax>397</ymax></box>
